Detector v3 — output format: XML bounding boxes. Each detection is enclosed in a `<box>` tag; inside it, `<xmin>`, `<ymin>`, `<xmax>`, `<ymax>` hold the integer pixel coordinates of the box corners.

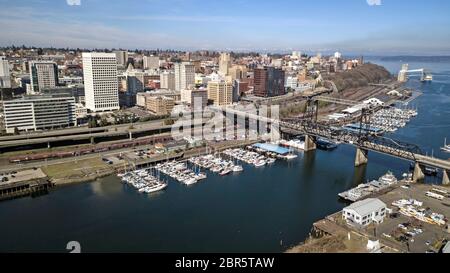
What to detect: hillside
<box><xmin>324</xmin><ymin>63</ymin><xmax>393</xmax><ymax>92</ymax></box>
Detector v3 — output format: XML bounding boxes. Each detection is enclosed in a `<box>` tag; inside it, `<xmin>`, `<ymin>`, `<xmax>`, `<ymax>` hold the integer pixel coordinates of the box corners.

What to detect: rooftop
<box><xmin>344</xmin><ymin>198</ymin><xmax>386</xmax><ymax>216</ymax></box>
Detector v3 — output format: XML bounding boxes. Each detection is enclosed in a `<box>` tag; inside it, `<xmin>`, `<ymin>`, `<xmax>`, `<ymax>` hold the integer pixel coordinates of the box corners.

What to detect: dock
<box><xmin>0</xmin><ymin>168</ymin><xmax>53</xmax><ymax>201</ymax></box>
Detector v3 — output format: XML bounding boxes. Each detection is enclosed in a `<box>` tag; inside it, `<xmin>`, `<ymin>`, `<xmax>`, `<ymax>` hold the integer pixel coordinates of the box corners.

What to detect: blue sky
<box><xmin>1</xmin><ymin>0</ymin><xmax>450</xmax><ymax>55</ymax></box>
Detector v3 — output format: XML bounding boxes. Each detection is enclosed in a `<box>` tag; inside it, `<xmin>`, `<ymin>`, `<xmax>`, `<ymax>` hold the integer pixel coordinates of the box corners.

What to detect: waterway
<box><xmin>0</xmin><ymin>58</ymin><xmax>448</xmax><ymax>253</ymax></box>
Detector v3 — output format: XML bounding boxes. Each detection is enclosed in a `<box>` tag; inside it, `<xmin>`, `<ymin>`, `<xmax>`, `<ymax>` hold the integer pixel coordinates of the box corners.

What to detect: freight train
<box><xmin>9</xmin><ymin>134</ymin><xmax>173</xmax><ymax>163</ymax></box>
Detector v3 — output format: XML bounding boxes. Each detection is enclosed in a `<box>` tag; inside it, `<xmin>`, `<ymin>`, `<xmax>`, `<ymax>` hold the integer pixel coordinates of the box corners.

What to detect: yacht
<box><xmin>233</xmin><ymin>165</ymin><xmax>244</xmax><ymax>172</ymax></box>
<box><xmin>378</xmin><ymin>171</ymin><xmax>398</xmax><ymax>185</ymax></box>
<box><xmin>184</xmin><ymin>177</ymin><xmax>198</xmax><ymax>185</ymax></box>
<box><xmin>220</xmin><ymin>168</ymin><xmax>232</xmax><ymax>176</ymax></box>
<box><xmin>145</xmin><ymin>182</ymin><xmax>168</xmax><ymax>194</ymax></box>
<box><xmin>441</xmin><ymin>138</ymin><xmax>450</xmax><ymax>153</ymax></box>
<box><xmin>284</xmin><ymin>154</ymin><xmax>298</xmax><ymax>160</ymax></box>
<box><xmin>254</xmin><ymin>160</ymin><xmax>266</xmax><ymax>167</ymax></box>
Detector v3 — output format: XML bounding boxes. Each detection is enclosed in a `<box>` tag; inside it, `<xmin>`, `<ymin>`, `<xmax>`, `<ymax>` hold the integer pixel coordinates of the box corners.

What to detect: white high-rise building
<box><xmin>0</xmin><ymin>56</ymin><xmax>11</xmax><ymax>89</ymax></box>
<box><xmin>160</xmin><ymin>71</ymin><xmax>175</xmax><ymax>90</ymax></box>
<box><xmin>29</xmin><ymin>61</ymin><xmax>59</xmax><ymax>93</ymax></box>
<box><xmin>174</xmin><ymin>62</ymin><xmax>195</xmax><ymax>91</ymax></box>
<box><xmin>143</xmin><ymin>56</ymin><xmax>160</xmax><ymax>70</ymax></box>
<box><xmin>82</xmin><ymin>52</ymin><xmax>120</xmax><ymax>112</ymax></box>
<box><xmin>334</xmin><ymin>52</ymin><xmax>342</xmax><ymax>59</ymax></box>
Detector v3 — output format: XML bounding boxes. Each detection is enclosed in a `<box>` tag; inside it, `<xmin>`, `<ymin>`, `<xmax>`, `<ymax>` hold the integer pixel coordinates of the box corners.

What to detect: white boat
<box><xmin>254</xmin><ymin>160</ymin><xmax>266</xmax><ymax>167</ymax></box>
<box><xmin>284</xmin><ymin>154</ymin><xmax>298</xmax><ymax>160</ymax></box>
<box><xmin>145</xmin><ymin>183</ymin><xmax>168</xmax><ymax>193</ymax></box>
<box><xmin>266</xmin><ymin>158</ymin><xmax>276</xmax><ymax>164</ymax></box>
<box><xmin>184</xmin><ymin>177</ymin><xmax>197</xmax><ymax>185</ymax></box>
<box><xmin>220</xmin><ymin>168</ymin><xmax>232</xmax><ymax>176</ymax></box>
<box><xmin>378</xmin><ymin>171</ymin><xmax>398</xmax><ymax>185</ymax></box>
<box><xmin>233</xmin><ymin>165</ymin><xmax>244</xmax><ymax>172</ymax></box>
<box><xmin>441</xmin><ymin>138</ymin><xmax>450</xmax><ymax>153</ymax></box>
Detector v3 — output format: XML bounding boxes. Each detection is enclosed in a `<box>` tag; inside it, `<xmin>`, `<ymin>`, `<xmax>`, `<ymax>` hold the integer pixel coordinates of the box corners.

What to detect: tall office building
<box><xmin>219</xmin><ymin>53</ymin><xmax>231</xmax><ymax>76</ymax></box>
<box><xmin>3</xmin><ymin>95</ymin><xmax>76</xmax><ymax>133</ymax></box>
<box><xmin>174</xmin><ymin>62</ymin><xmax>195</xmax><ymax>91</ymax></box>
<box><xmin>29</xmin><ymin>61</ymin><xmax>59</xmax><ymax>93</ymax></box>
<box><xmin>82</xmin><ymin>52</ymin><xmax>120</xmax><ymax>112</ymax></box>
<box><xmin>160</xmin><ymin>71</ymin><xmax>175</xmax><ymax>90</ymax></box>
<box><xmin>207</xmin><ymin>80</ymin><xmax>233</xmax><ymax>106</ymax></box>
<box><xmin>0</xmin><ymin>56</ymin><xmax>11</xmax><ymax>89</ymax></box>
<box><xmin>254</xmin><ymin>67</ymin><xmax>285</xmax><ymax>97</ymax></box>
<box><xmin>143</xmin><ymin>56</ymin><xmax>160</xmax><ymax>70</ymax></box>
<box><xmin>229</xmin><ymin>65</ymin><xmax>247</xmax><ymax>81</ymax></box>
<box><xmin>114</xmin><ymin>50</ymin><xmax>128</xmax><ymax>67</ymax></box>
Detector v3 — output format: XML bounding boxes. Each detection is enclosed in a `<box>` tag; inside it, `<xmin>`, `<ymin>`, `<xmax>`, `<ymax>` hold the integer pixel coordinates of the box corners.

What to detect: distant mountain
<box><xmin>379</xmin><ymin>56</ymin><xmax>450</xmax><ymax>62</ymax></box>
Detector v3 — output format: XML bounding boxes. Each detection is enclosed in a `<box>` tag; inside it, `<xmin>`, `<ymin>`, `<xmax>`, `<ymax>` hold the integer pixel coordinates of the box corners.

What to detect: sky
<box><xmin>1</xmin><ymin>0</ymin><xmax>450</xmax><ymax>55</ymax></box>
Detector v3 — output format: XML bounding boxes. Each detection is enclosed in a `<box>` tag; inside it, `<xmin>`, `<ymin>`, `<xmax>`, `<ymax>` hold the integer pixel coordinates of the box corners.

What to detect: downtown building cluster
<box><xmin>0</xmin><ymin>47</ymin><xmax>363</xmax><ymax>134</ymax></box>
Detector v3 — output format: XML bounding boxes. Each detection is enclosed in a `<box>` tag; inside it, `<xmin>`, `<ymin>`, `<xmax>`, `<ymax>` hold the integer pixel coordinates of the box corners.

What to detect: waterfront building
<box><xmin>146</xmin><ymin>96</ymin><xmax>175</xmax><ymax>115</ymax></box>
<box><xmin>219</xmin><ymin>52</ymin><xmax>231</xmax><ymax>76</ymax></box>
<box><xmin>3</xmin><ymin>95</ymin><xmax>76</xmax><ymax>133</ymax></box>
<box><xmin>0</xmin><ymin>56</ymin><xmax>11</xmax><ymax>89</ymax></box>
<box><xmin>342</xmin><ymin>198</ymin><xmax>387</xmax><ymax>227</ymax></box>
<box><xmin>174</xmin><ymin>62</ymin><xmax>195</xmax><ymax>91</ymax></box>
<box><xmin>143</xmin><ymin>56</ymin><xmax>160</xmax><ymax>71</ymax></box>
<box><xmin>82</xmin><ymin>52</ymin><xmax>120</xmax><ymax>112</ymax></box>
<box><xmin>207</xmin><ymin>80</ymin><xmax>233</xmax><ymax>106</ymax></box>
<box><xmin>160</xmin><ymin>71</ymin><xmax>175</xmax><ymax>90</ymax></box>
<box><xmin>254</xmin><ymin>67</ymin><xmax>285</xmax><ymax>97</ymax></box>
<box><xmin>29</xmin><ymin>61</ymin><xmax>59</xmax><ymax>94</ymax></box>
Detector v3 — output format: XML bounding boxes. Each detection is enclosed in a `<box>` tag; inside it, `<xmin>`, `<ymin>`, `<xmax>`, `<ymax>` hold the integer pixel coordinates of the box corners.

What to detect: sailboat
<box><xmin>441</xmin><ymin>138</ymin><xmax>450</xmax><ymax>153</ymax></box>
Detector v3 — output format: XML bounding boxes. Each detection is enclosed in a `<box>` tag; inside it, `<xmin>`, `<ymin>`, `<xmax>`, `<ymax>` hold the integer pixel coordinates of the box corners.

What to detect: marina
<box><xmin>155</xmin><ymin>161</ymin><xmax>207</xmax><ymax>185</ymax></box>
<box><xmin>370</xmin><ymin>108</ymin><xmax>418</xmax><ymax>133</ymax></box>
<box><xmin>119</xmin><ymin>168</ymin><xmax>168</xmax><ymax>194</ymax></box>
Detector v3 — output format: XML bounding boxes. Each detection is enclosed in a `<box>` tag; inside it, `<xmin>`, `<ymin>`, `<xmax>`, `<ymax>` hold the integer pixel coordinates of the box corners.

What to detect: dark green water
<box><xmin>0</xmin><ymin>59</ymin><xmax>448</xmax><ymax>253</ymax></box>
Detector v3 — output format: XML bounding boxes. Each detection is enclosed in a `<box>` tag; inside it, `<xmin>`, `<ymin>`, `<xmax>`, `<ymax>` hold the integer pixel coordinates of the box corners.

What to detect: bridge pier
<box><xmin>304</xmin><ymin>135</ymin><xmax>316</xmax><ymax>152</ymax></box>
<box><xmin>443</xmin><ymin>170</ymin><xmax>449</xmax><ymax>186</ymax></box>
<box><xmin>354</xmin><ymin>148</ymin><xmax>368</xmax><ymax>167</ymax></box>
<box><xmin>413</xmin><ymin>162</ymin><xmax>425</xmax><ymax>183</ymax></box>
<box><xmin>90</xmin><ymin>136</ymin><xmax>95</xmax><ymax>144</ymax></box>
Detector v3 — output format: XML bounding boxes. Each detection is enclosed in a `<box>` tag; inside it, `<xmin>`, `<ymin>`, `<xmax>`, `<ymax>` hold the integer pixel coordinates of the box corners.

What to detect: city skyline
<box><xmin>1</xmin><ymin>0</ymin><xmax>450</xmax><ymax>55</ymax></box>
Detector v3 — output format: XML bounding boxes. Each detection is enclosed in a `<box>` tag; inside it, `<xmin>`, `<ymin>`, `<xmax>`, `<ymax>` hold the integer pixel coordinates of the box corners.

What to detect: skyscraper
<box><xmin>0</xmin><ymin>56</ymin><xmax>11</xmax><ymax>89</ymax></box>
<box><xmin>207</xmin><ymin>80</ymin><xmax>233</xmax><ymax>106</ymax></box>
<box><xmin>219</xmin><ymin>53</ymin><xmax>231</xmax><ymax>76</ymax></box>
<box><xmin>160</xmin><ymin>71</ymin><xmax>175</xmax><ymax>90</ymax></box>
<box><xmin>143</xmin><ymin>56</ymin><xmax>160</xmax><ymax>70</ymax></box>
<box><xmin>82</xmin><ymin>52</ymin><xmax>120</xmax><ymax>112</ymax></box>
<box><xmin>29</xmin><ymin>61</ymin><xmax>59</xmax><ymax>93</ymax></box>
<box><xmin>114</xmin><ymin>50</ymin><xmax>128</xmax><ymax>68</ymax></box>
<box><xmin>174</xmin><ymin>62</ymin><xmax>195</xmax><ymax>91</ymax></box>
<box><xmin>254</xmin><ymin>67</ymin><xmax>285</xmax><ymax>97</ymax></box>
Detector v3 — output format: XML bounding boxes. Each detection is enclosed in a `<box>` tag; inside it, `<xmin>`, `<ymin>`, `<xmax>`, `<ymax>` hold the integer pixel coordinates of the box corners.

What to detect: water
<box><xmin>0</xmin><ymin>58</ymin><xmax>448</xmax><ymax>253</ymax></box>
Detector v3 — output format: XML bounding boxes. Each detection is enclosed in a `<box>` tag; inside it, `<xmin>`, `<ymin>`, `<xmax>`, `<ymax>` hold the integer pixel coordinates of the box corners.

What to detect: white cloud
<box><xmin>367</xmin><ymin>0</ymin><xmax>382</xmax><ymax>6</ymax></box>
<box><xmin>66</xmin><ymin>0</ymin><xmax>81</xmax><ymax>6</ymax></box>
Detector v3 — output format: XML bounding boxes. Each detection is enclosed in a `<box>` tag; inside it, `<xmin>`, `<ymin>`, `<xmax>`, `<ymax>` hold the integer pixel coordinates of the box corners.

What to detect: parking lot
<box><xmin>371</xmin><ymin>184</ymin><xmax>450</xmax><ymax>253</ymax></box>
